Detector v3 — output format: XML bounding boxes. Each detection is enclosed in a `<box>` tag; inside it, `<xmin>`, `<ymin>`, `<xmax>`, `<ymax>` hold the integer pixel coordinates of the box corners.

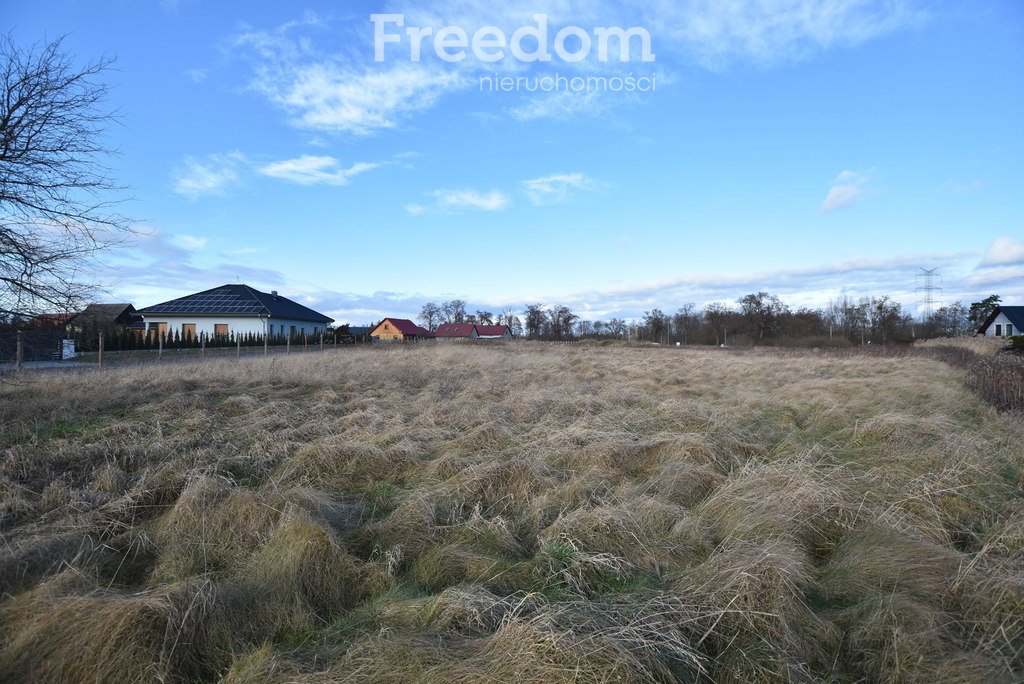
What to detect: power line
<box><xmin>916</xmin><ymin>267</ymin><xmax>942</xmax><ymax>319</ymax></box>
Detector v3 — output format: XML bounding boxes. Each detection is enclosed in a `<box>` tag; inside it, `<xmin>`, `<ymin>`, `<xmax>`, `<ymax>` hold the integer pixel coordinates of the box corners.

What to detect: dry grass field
<box><xmin>1</xmin><ymin>343</ymin><xmax>1022</xmax><ymax>682</ymax></box>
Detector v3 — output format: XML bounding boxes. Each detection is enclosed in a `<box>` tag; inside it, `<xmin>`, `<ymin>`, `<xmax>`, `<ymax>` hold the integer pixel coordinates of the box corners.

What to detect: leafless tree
<box><xmin>418</xmin><ymin>302</ymin><xmax>441</xmax><ymax>331</ymax></box>
<box><xmin>1</xmin><ymin>35</ymin><xmax>130</xmax><ymax>319</ymax></box>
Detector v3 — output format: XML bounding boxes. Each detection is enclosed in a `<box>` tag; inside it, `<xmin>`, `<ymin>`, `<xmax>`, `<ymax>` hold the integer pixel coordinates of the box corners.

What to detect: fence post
<box><xmin>158</xmin><ymin>331</ymin><xmax>163</xmax><ymax>360</ymax></box>
<box><xmin>237</xmin><ymin>334</ymin><xmax>241</xmax><ymax>357</ymax></box>
<box><xmin>98</xmin><ymin>332</ymin><xmax>104</xmax><ymax>369</ymax></box>
<box><xmin>304</xmin><ymin>333</ymin><xmax>308</xmax><ymax>352</ymax></box>
<box><xmin>201</xmin><ymin>334</ymin><xmax>206</xmax><ymax>359</ymax></box>
<box><xmin>320</xmin><ymin>333</ymin><xmax>324</xmax><ymax>352</ymax></box>
<box><xmin>287</xmin><ymin>335</ymin><xmax>291</xmax><ymax>355</ymax></box>
<box><xmin>15</xmin><ymin>330</ymin><xmax>23</xmax><ymax>371</ymax></box>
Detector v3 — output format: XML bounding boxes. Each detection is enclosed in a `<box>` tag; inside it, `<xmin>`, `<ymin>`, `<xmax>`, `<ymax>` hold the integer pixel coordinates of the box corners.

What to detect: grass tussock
<box><xmin>1</xmin><ymin>343</ymin><xmax>1023</xmax><ymax>681</ymax></box>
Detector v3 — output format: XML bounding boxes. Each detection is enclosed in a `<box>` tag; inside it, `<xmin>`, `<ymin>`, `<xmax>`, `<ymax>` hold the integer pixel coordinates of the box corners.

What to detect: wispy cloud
<box><xmin>258</xmin><ymin>155</ymin><xmax>381</xmax><ymax>185</ymax></box>
<box><xmin>171</xmin><ymin>153</ymin><xmax>245</xmax><ymax>200</ymax></box>
<box><xmin>644</xmin><ymin>0</ymin><xmax>925</xmax><ymax>69</ymax></box>
<box><xmin>980</xmin><ymin>236</ymin><xmax>1024</xmax><ymax>267</ymax></box>
<box><xmin>185</xmin><ymin>68</ymin><xmax>210</xmax><ymax>83</ymax></box>
<box><xmin>820</xmin><ymin>169</ymin><xmax>870</xmax><ymax>213</ymax></box>
<box><xmin>232</xmin><ymin>18</ymin><xmax>467</xmax><ymax>135</ymax></box>
<box><xmin>172</xmin><ymin>234</ymin><xmax>208</xmax><ymax>250</ymax></box>
<box><xmin>941</xmin><ymin>179</ymin><xmax>984</xmax><ymax>195</ymax></box>
<box><xmin>433</xmin><ymin>188</ymin><xmax>510</xmax><ymax>212</ymax></box>
<box><xmin>522</xmin><ymin>172</ymin><xmax>600</xmax><ymax>205</ymax></box>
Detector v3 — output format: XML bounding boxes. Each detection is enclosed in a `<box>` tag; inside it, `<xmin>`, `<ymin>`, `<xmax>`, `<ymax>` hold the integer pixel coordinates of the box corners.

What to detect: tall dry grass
<box><xmin>0</xmin><ymin>343</ymin><xmax>1022</xmax><ymax>682</ymax></box>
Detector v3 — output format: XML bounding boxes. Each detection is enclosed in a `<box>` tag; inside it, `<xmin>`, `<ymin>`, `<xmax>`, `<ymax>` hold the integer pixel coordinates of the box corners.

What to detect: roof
<box><xmin>476</xmin><ymin>324</ymin><xmax>511</xmax><ymax>337</ymax></box>
<box><xmin>138</xmin><ymin>284</ymin><xmax>333</xmax><ymax>324</ymax></box>
<box><xmin>978</xmin><ymin>306</ymin><xmax>1024</xmax><ymax>334</ymax></box>
<box><xmin>373</xmin><ymin>318</ymin><xmax>432</xmax><ymax>336</ymax></box>
<box><xmin>30</xmin><ymin>313</ymin><xmax>76</xmax><ymax>323</ymax></box>
<box><xmin>434</xmin><ymin>323</ymin><xmax>477</xmax><ymax>337</ymax></box>
<box><xmin>71</xmin><ymin>303</ymin><xmax>141</xmax><ymax>327</ymax></box>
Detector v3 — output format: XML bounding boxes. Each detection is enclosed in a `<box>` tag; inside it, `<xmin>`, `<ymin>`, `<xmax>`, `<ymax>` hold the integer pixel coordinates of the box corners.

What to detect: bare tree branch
<box><xmin>0</xmin><ymin>34</ymin><xmax>131</xmax><ymax>321</ymax></box>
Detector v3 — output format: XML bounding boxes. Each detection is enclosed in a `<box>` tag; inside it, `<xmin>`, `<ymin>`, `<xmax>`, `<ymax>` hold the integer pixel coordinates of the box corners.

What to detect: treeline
<box><xmin>420</xmin><ymin>294</ymin><xmax>1003</xmax><ymax>346</ymax></box>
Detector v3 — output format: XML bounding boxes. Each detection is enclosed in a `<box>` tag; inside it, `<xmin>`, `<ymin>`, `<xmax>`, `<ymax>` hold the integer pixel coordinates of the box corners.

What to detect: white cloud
<box><xmin>405</xmin><ymin>203</ymin><xmax>427</xmax><ymax>216</ymax></box>
<box><xmin>172</xmin><ymin>234</ymin><xmax>208</xmax><ymax>250</ymax></box>
<box><xmin>820</xmin><ymin>169</ymin><xmax>869</xmax><ymax>213</ymax></box>
<box><xmin>258</xmin><ymin>156</ymin><xmax>381</xmax><ymax>185</ymax></box>
<box><xmin>644</xmin><ymin>0</ymin><xmax>925</xmax><ymax>69</ymax></box>
<box><xmin>172</xmin><ymin>153</ymin><xmax>245</xmax><ymax>200</ymax></box>
<box><xmin>522</xmin><ymin>172</ymin><xmax>599</xmax><ymax>205</ymax></box>
<box><xmin>980</xmin><ymin>236</ymin><xmax>1024</xmax><ymax>267</ymax></box>
<box><xmin>233</xmin><ymin>17</ymin><xmax>468</xmax><ymax>135</ymax></box>
<box><xmin>433</xmin><ymin>188</ymin><xmax>510</xmax><ymax>212</ymax></box>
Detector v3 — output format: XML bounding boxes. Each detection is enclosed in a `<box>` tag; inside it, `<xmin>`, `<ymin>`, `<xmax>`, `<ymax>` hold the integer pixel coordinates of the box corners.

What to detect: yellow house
<box><xmin>370</xmin><ymin>318</ymin><xmax>432</xmax><ymax>341</ymax></box>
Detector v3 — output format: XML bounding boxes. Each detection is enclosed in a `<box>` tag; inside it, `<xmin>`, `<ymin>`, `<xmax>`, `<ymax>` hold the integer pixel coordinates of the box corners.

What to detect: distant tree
<box><xmin>968</xmin><ymin>295</ymin><xmax>1001</xmax><ymax>327</ymax></box>
<box><xmin>547</xmin><ymin>305</ymin><xmax>577</xmax><ymax>339</ymax></box>
<box><xmin>496</xmin><ymin>305</ymin><xmax>522</xmax><ymax>336</ymax></box>
<box><xmin>928</xmin><ymin>301</ymin><xmax>970</xmax><ymax>337</ymax></box>
<box><xmin>869</xmin><ymin>296</ymin><xmax>909</xmax><ymax>344</ymax></box>
<box><xmin>418</xmin><ymin>302</ymin><xmax>441</xmax><ymax>331</ymax></box>
<box><xmin>524</xmin><ymin>304</ymin><xmax>547</xmax><ymax>339</ymax></box>
<box><xmin>442</xmin><ymin>299</ymin><xmax>467</xmax><ymax>324</ymax></box>
<box><xmin>643</xmin><ymin>308</ymin><xmax>669</xmax><ymax>343</ymax></box>
<box><xmin>475</xmin><ymin>310</ymin><xmax>494</xmax><ymax>325</ymax></box>
<box><xmin>607</xmin><ymin>318</ymin><xmax>627</xmax><ymax>339</ymax></box>
<box><xmin>738</xmin><ymin>292</ymin><xmax>788</xmax><ymax>342</ymax></box>
<box><xmin>704</xmin><ymin>302</ymin><xmax>733</xmax><ymax>345</ymax></box>
<box><xmin>672</xmin><ymin>303</ymin><xmax>699</xmax><ymax>345</ymax></box>
<box><xmin>1</xmin><ymin>35</ymin><xmax>130</xmax><ymax>319</ymax></box>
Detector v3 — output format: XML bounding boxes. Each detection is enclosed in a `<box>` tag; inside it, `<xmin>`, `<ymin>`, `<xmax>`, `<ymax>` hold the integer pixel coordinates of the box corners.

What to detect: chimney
<box><xmin>271</xmin><ymin>290</ymin><xmax>278</xmax><ymax>297</ymax></box>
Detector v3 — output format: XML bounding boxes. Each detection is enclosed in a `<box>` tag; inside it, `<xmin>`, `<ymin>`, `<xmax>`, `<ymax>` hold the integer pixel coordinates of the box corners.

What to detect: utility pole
<box><xmin>916</xmin><ymin>267</ymin><xmax>942</xmax><ymax>320</ymax></box>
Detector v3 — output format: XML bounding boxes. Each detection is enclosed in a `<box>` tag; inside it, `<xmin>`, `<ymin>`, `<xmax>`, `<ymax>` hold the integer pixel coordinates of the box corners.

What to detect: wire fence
<box><xmin>0</xmin><ymin>331</ymin><xmax>64</xmax><ymax>365</ymax></box>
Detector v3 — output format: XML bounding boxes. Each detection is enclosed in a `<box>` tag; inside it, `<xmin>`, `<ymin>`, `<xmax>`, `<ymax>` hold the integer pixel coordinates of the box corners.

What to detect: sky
<box><xmin>8</xmin><ymin>0</ymin><xmax>1024</xmax><ymax>324</ymax></box>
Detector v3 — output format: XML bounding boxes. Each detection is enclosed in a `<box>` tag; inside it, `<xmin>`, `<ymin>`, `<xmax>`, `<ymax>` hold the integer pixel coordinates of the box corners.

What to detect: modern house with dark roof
<box><xmin>138</xmin><ymin>284</ymin><xmax>333</xmax><ymax>340</ymax></box>
<box><xmin>977</xmin><ymin>306</ymin><xmax>1024</xmax><ymax>337</ymax></box>
<box><xmin>369</xmin><ymin>318</ymin><xmax>432</xmax><ymax>341</ymax></box>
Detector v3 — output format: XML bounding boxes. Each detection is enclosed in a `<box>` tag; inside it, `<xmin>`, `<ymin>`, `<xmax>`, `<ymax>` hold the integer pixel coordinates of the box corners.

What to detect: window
<box><xmin>385</xmin><ymin>324</ymin><xmax>390</xmax><ymax>330</ymax></box>
<box><xmin>1008</xmin><ymin>324</ymin><xmax>1014</xmax><ymax>336</ymax></box>
<box><xmin>214</xmin><ymin>323</ymin><xmax>229</xmax><ymax>338</ymax></box>
<box><xmin>182</xmin><ymin>323</ymin><xmax>196</xmax><ymax>340</ymax></box>
<box><xmin>996</xmin><ymin>324</ymin><xmax>1002</xmax><ymax>336</ymax></box>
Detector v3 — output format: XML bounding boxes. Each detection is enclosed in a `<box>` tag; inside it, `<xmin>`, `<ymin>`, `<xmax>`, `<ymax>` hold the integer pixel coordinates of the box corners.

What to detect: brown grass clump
<box><xmin>0</xmin><ymin>343</ymin><xmax>1022</xmax><ymax>681</ymax></box>
<box><xmin>0</xmin><ymin>574</ymin><xmax>221</xmax><ymax>682</ymax></box>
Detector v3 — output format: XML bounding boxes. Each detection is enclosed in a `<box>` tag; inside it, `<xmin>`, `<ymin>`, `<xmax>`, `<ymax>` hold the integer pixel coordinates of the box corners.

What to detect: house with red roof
<box><xmin>434</xmin><ymin>323</ymin><xmax>478</xmax><ymax>339</ymax></box>
<box><xmin>370</xmin><ymin>318</ymin><xmax>433</xmax><ymax>341</ymax></box>
<box><xmin>475</xmin><ymin>324</ymin><xmax>513</xmax><ymax>339</ymax></box>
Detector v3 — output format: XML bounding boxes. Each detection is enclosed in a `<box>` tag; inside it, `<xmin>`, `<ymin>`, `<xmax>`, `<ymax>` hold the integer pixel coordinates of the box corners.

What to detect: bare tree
<box><xmin>524</xmin><ymin>304</ymin><xmax>547</xmax><ymax>339</ymax></box>
<box><xmin>418</xmin><ymin>302</ymin><xmax>441</xmax><ymax>331</ymax></box>
<box><xmin>1</xmin><ymin>35</ymin><xmax>130</xmax><ymax>319</ymax></box>
<box><xmin>441</xmin><ymin>299</ymin><xmax>467</xmax><ymax>324</ymax></box>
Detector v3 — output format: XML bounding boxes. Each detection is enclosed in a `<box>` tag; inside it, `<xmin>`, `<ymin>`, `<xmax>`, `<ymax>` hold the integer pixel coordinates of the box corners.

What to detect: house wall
<box><xmin>982</xmin><ymin>312</ymin><xmax>1017</xmax><ymax>337</ymax></box>
<box><xmin>141</xmin><ymin>316</ymin><xmax>327</xmax><ymax>338</ymax></box>
<box><xmin>371</xmin><ymin>319</ymin><xmax>406</xmax><ymax>341</ymax></box>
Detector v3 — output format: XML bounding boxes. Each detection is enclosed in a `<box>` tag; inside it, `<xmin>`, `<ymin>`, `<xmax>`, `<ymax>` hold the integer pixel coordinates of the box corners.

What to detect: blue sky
<box><xmin>9</xmin><ymin>0</ymin><xmax>1024</xmax><ymax>323</ymax></box>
